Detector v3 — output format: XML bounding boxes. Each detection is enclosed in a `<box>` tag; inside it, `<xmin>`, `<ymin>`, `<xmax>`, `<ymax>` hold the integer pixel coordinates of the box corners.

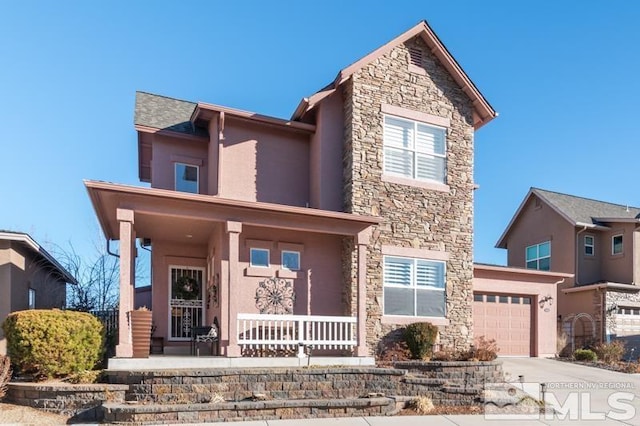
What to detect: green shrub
<box><xmin>593</xmin><ymin>340</ymin><xmax>626</xmax><ymax>364</ymax></box>
<box><xmin>2</xmin><ymin>309</ymin><xmax>104</xmax><ymax>378</ymax></box>
<box><xmin>574</xmin><ymin>348</ymin><xmax>597</xmax><ymax>362</ymax></box>
<box><xmin>404</xmin><ymin>322</ymin><xmax>438</xmax><ymax>359</ymax></box>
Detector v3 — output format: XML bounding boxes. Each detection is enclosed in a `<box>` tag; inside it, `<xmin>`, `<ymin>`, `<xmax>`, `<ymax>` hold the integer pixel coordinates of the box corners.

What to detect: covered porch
<box><xmin>85</xmin><ymin>181</ymin><xmax>379</xmax><ymax>363</ymax></box>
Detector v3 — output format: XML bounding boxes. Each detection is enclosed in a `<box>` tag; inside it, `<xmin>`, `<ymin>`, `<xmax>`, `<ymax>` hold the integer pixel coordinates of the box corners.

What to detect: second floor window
<box><xmin>383</xmin><ymin>115</ymin><xmax>446</xmax><ymax>183</ymax></box>
<box><xmin>526</xmin><ymin>241</ymin><xmax>550</xmax><ymax>271</ymax></box>
<box><xmin>584</xmin><ymin>235</ymin><xmax>594</xmax><ymax>256</ymax></box>
<box><xmin>175</xmin><ymin>163</ymin><xmax>199</xmax><ymax>193</ymax></box>
<box><xmin>612</xmin><ymin>235</ymin><xmax>623</xmax><ymax>255</ymax></box>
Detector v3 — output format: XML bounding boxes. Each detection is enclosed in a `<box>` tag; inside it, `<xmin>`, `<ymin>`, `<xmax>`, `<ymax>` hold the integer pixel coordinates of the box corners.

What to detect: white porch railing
<box><xmin>237</xmin><ymin>313</ymin><xmax>357</xmax><ymax>355</ymax></box>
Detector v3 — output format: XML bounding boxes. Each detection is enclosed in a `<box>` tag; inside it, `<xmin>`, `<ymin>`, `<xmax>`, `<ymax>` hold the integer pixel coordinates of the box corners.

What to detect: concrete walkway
<box><xmin>161</xmin><ymin>358</ymin><xmax>640</xmax><ymax>425</ymax></box>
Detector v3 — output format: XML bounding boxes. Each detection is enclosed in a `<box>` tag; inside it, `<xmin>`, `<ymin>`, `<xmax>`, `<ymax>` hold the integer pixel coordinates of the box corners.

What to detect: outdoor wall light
<box><xmin>538</xmin><ymin>295</ymin><xmax>554</xmax><ymax>309</ymax></box>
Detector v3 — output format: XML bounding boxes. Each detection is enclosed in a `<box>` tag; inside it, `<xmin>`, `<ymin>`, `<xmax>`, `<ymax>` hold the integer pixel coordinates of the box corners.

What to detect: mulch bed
<box><xmin>399</xmin><ymin>405</ymin><xmax>483</xmax><ymax>415</ymax></box>
<box><xmin>555</xmin><ymin>357</ymin><xmax>640</xmax><ymax>373</ymax></box>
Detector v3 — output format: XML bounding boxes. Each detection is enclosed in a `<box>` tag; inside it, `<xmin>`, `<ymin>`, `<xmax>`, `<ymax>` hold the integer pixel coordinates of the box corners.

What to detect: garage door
<box><xmin>615</xmin><ymin>306</ymin><xmax>640</xmax><ymax>337</ymax></box>
<box><xmin>473</xmin><ymin>293</ymin><xmax>532</xmax><ymax>356</ymax></box>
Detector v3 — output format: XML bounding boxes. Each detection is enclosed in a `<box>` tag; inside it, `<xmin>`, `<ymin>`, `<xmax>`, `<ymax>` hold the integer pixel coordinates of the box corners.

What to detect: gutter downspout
<box><xmin>107</xmin><ymin>239</ymin><xmax>120</xmax><ymax>258</ymax></box>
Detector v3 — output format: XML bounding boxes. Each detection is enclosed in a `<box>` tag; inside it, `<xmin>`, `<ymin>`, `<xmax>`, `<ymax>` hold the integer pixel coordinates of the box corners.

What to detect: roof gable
<box><xmin>496</xmin><ymin>188</ymin><xmax>640</xmax><ymax>248</ymax></box>
<box><xmin>0</xmin><ymin>231</ymin><xmax>77</xmax><ymax>284</ymax></box>
<box><xmin>291</xmin><ymin>20</ymin><xmax>497</xmax><ymax>129</ymax></box>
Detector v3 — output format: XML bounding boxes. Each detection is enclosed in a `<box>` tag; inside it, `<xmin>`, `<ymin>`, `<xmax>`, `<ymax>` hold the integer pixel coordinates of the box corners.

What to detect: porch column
<box><xmin>355</xmin><ymin>229</ymin><xmax>371</xmax><ymax>357</ymax></box>
<box><xmin>226</xmin><ymin>221</ymin><xmax>242</xmax><ymax>357</ymax></box>
<box><xmin>116</xmin><ymin>208</ymin><xmax>136</xmax><ymax>358</ymax></box>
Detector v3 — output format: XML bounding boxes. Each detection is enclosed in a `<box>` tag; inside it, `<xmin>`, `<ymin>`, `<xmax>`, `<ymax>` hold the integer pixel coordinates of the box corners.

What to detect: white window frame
<box><xmin>28</xmin><ymin>288</ymin><xmax>35</xmax><ymax>309</ymax></box>
<box><xmin>281</xmin><ymin>250</ymin><xmax>300</xmax><ymax>271</ymax></box>
<box><xmin>174</xmin><ymin>162</ymin><xmax>199</xmax><ymax>194</ymax></box>
<box><xmin>250</xmin><ymin>248</ymin><xmax>270</xmax><ymax>268</ymax></box>
<box><xmin>584</xmin><ymin>235</ymin><xmax>594</xmax><ymax>256</ymax></box>
<box><xmin>525</xmin><ymin>241</ymin><xmax>551</xmax><ymax>271</ymax></box>
<box><xmin>382</xmin><ymin>114</ymin><xmax>447</xmax><ymax>184</ymax></box>
<box><xmin>383</xmin><ymin>255</ymin><xmax>446</xmax><ymax>317</ymax></box>
<box><xmin>612</xmin><ymin>234</ymin><xmax>624</xmax><ymax>255</ymax></box>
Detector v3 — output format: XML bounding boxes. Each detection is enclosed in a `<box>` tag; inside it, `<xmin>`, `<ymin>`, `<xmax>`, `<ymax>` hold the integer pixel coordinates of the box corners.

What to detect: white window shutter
<box><xmin>383</xmin><ymin>117</ymin><xmax>413</xmax><ymax>149</ymax></box>
<box><xmin>384</xmin><ymin>257</ymin><xmax>412</xmax><ymax>286</ymax></box>
<box><xmin>416</xmin><ymin>260</ymin><xmax>445</xmax><ymax>289</ymax></box>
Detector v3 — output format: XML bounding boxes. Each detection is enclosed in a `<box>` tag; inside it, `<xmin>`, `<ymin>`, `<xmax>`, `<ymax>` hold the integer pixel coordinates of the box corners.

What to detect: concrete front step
<box><xmin>102</xmin><ymin>397</ymin><xmax>395</xmax><ymax>424</ymax></box>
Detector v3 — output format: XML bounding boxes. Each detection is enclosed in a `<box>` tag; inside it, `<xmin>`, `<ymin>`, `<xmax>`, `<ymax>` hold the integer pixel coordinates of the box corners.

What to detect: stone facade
<box><xmin>343</xmin><ymin>36</ymin><xmax>476</xmax><ymax>352</ymax></box>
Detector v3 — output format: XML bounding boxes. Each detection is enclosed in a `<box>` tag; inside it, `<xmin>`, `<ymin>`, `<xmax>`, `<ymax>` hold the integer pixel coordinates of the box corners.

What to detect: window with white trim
<box><xmin>612</xmin><ymin>235</ymin><xmax>623</xmax><ymax>255</ymax></box>
<box><xmin>28</xmin><ymin>288</ymin><xmax>35</xmax><ymax>309</ymax></box>
<box><xmin>175</xmin><ymin>163</ymin><xmax>199</xmax><ymax>193</ymax></box>
<box><xmin>250</xmin><ymin>248</ymin><xmax>270</xmax><ymax>267</ymax></box>
<box><xmin>584</xmin><ymin>235</ymin><xmax>594</xmax><ymax>256</ymax></box>
<box><xmin>526</xmin><ymin>241</ymin><xmax>550</xmax><ymax>271</ymax></box>
<box><xmin>281</xmin><ymin>250</ymin><xmax>300</xmax><ymax>271</ymax></box>
<box><xmin>383</xmin><ymin>256</ymin><xmax>446</xmax><ymax>317</ymax></box>
<box><xmin>383</xmin><ymin>115</ymin><xmax>446</xmax><ymax>183</ymax></box>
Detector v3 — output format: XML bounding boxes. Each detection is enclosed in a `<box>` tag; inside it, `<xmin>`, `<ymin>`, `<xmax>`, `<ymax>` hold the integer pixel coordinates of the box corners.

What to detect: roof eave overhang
<box><xmin>563</xmin><ymin>282</ymin><xmax>640</xmax><ymax>294</ymax></box>
<box><xmin>291</xmin><ymin>20</ymin><xmax>497</xmax><ymax>129</ymax></box>
<box><xmin>193</xmin><ymin>103</ymin><xmax>316</xmax><ymax>133</ymax></box>
<box><xmin>496</xmin><ymin>190</ymin><xmax>606</xmax><ymax>249</ymax></box>
<box><xmin>85</xmin><ymin>180</ymin><xmax>380</xmax><ymax>241</ymax></box>
<box><xmin>473</xmin><ymin>263</ymin><xmax>574</xmax><ymax>279</ymax></box>
<box><xmin>0</xmin><ymin>232</ymin><xmax>77</xmax><ymax>285</ymax></box>
<box><xmin>592</xmin><ymin>217</ymin><xmax>640</xmax><ymax>224</ymax></box>
<box><xmin>134</xmin><ymin>124</ymin><xmax>209</xmax><ymax>142</ymax></box>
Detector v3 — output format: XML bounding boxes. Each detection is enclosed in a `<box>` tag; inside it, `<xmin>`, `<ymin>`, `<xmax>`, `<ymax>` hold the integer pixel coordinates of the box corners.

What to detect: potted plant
<box><xmin>129</xmin><ymin>306</ymin><xmax>153</xmax><ymax>358</ymax></box>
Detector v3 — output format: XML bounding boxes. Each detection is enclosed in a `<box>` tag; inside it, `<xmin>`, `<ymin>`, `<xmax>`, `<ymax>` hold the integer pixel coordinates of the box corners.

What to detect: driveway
<box><xmin>500</xmin><ymin>357</ymin><xmax>640</xmax><ymax>424</ymax></box>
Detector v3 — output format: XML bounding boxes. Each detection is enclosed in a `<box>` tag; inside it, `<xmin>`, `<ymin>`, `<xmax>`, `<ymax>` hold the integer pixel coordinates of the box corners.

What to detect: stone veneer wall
<box><xmin>342</xmin><ymin>36</ymin><xmax>476</xmax><ymax>352</ymax></box>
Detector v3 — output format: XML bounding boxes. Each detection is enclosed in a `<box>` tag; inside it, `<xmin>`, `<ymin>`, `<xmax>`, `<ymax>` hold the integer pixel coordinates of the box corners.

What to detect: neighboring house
<box><xmin>87</xmin><ymin>20</ymin><xmax>558</xmax><ymax>360</ymax></box>
<box><xmin>0</xmin><ymin>230</ymin><xmax>77</xmax><ymax>354</ymax></box>
<box><xmin>497</xmin><ymin>187</ymin><xmax>640</xmax><ymax>352</ymax></box>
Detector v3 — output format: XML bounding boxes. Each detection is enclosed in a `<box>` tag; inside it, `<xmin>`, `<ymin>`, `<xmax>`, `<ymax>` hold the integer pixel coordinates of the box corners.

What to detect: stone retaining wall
<box><xmin>6</xmin><ymin>363</ymin><xmax>503</xmax><ymax>423</ymax></box>
<box><xmin>6</xmin><ymin>383</ymin><xmax>128</xmax><ymax>422</ymax></box>
<box><xmin>103</xmin><ymin>397</ymin><xmax>395</xmax><ymax>424</ymax></box>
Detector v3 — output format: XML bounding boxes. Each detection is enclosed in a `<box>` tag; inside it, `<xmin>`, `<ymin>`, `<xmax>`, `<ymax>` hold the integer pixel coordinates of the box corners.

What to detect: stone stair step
<box><xmin>102</xmin><ymin>397</ymin><xmax>395</xmax><ymax>424</ymax></box>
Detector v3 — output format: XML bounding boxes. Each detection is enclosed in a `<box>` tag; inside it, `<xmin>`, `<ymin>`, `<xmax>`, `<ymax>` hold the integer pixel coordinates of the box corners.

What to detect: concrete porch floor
<box><xmin>107</xmin><ymin>356</ymin><xmax>375</xmax><ymax>370</ymax></box>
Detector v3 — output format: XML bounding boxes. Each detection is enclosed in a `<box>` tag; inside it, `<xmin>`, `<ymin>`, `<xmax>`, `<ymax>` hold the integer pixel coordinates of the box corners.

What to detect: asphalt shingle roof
<box><xmin>134</xmin><ymin>92</ymin><xmax>208</xmax><ymax>137</ymax></box>
<box><xmin>533</xmin><ymin>188</ymin><xmax>640</xmax><ymax>225</ymax></box>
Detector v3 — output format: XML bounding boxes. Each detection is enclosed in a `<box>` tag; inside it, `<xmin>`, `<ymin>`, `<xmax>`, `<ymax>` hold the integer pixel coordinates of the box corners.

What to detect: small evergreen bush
<box><xmin>574</xmin><ymin>348</ymin><xmax>597</xmax><ymax>362</ymax></box>
<box><xmin>2</xmin><ymin>309</ymin><xmax>104</xmax><ymax>378</ymax></box>
<box><xmin>404</xmin><ymin>322</ymin><xmax>438</xmax><ymax>359</ymax></box>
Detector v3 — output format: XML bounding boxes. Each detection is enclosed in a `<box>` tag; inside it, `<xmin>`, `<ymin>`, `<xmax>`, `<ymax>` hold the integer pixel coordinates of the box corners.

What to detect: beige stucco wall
<box><xmin>505</xmin><ymin>196</ymin><xmax>576</xmax><ymax>276</ymax></box>
<box><xmin>342</xmin><ymin>36</ymin><xmax>477</xmax><ymax>352</ymax></box>
<box><xmin>150</xmin><ymin>134</ymin><xmax>210</xmax><ymax>194</ymax></box>
<box><xmin>600</xmin><ymin>224</ymin><xmax>636</xmax><ymax>284</ymax></box>
<box><xmin>310</xmin><ymin>90</ymin><xmax>344</xmax><ymax>212</ymax></box>
<box><xmin>218</xmin><ymin>118</ymin><xmax>310</xmax><ymax>206</ymax></box>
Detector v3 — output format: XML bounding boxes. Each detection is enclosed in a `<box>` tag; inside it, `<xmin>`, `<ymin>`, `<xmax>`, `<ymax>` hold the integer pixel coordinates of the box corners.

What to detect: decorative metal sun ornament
<box><xmin>255</xmin><ymin>277</ymin><xmax>295</xmax><ymax>315</ymax></box>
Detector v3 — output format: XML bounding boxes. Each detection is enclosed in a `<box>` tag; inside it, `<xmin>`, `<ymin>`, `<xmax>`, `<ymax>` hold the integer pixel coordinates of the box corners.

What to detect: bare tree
<box><xmin>52</xmin><ymin>242</ymin><xmax>120</xmax><ymax>312</ymax></box>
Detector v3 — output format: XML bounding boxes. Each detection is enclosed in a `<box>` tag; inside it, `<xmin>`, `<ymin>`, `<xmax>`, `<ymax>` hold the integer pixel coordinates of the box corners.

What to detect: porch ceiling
<box><xmin>85</xmin><ymin>180</ymin><xmax>379</xmax><ymax>243</ymax></box>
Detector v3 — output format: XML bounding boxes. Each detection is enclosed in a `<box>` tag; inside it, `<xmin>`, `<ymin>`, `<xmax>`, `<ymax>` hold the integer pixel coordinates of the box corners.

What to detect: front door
<box><xmin>169</xmin><ymin>266</ymin><xmax>205</xmax><ymax>341</ymax></box>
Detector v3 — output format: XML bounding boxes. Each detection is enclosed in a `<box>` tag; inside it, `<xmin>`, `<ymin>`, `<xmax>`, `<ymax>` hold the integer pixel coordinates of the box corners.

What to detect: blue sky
<box><xmin>1</xmin><ymin>1</ymin><xmax>639</xmax><ymax>269</ymax></box>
